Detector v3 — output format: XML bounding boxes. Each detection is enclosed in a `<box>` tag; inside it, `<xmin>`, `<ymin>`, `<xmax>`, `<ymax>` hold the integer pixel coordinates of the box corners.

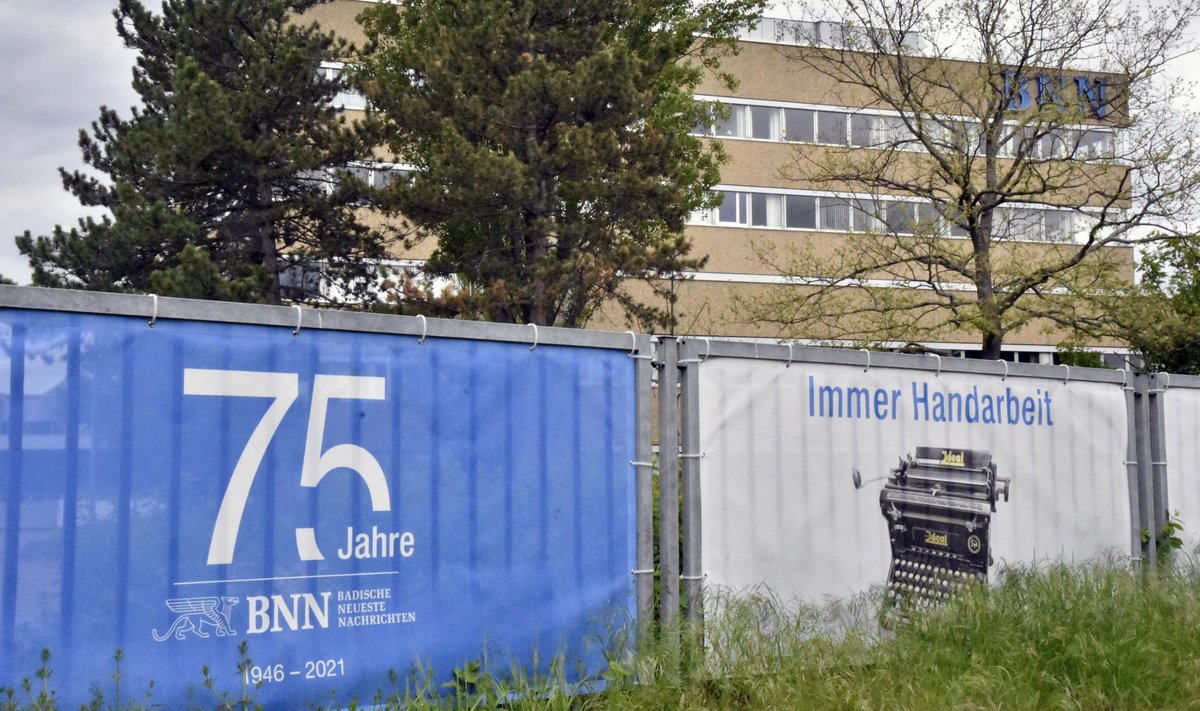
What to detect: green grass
<box><xmin>11</xmin><ymin>562</ymin><xmax>1200</xmax><ymax>710</ymax></box>
<box><xmin>476</xmin><ymin>562</ymin><xmax>1200</xmax><ymax>711</ymax></box>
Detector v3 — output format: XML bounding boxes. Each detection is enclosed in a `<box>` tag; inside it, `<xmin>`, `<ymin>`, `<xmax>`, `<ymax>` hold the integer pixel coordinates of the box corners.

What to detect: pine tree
<box><xmin>357</xmin><ymin>0</ymin><xmax>763</xmax><ymax>328</ymax></box>
<box><xmin>16</xmin><ymin>0</ymin><xmax>387</xmax><ymax>305</ymax></box>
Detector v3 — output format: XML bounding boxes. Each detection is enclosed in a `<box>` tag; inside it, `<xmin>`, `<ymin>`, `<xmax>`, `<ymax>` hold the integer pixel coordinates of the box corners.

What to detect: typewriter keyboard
<box><xmin>885</xmin><ymin>550</ymin><xmax>986</xmax><ymax>610</ymax></box>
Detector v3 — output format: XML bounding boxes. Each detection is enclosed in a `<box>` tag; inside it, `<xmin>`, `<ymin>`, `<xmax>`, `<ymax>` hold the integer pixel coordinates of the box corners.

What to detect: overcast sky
<box><xmin>0</xmin><ymin>1</ymin><xmax>138</xmax><ymax>283</ymax></box>
<box><xmin>1</xmin><ymin>2</ymin><xmax>1197</xmax><ymax>285</ymax></box>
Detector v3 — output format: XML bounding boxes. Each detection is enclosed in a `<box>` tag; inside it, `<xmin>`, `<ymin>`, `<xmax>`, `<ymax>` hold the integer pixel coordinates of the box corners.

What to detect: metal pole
<box><xmin>1148</xmin><ymin>373</ymin><xmax>1169</xmax><ymax>540</ymax></box>
<box><xmin>1134</xmin><ymin>373</ymin><xmax>1157</xmax><ymax>568</ymax></box>
<box><xmin>633</xmin><ymin>335</ymin><xmax>656</xmax><ymax>638</ymax></box>
<box><xmin>679</xmin><ymin>340</ymin><xmax>703</xmax><ymax>623</ymax></box>
<box><xmin>1124</xmin><ymin>372</ymin><xmax>1143</xmax><ymax>567</ymax></box>
<box><xmin>656</xmin><ymin>338</ymin><xmax>680</xmax><ymax>626</ymax></box>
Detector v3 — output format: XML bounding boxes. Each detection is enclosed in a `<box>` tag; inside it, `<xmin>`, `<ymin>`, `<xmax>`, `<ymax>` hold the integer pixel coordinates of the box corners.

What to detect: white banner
<box><xmin>1162</xmin><ymin>388</ymin><xmax>1200</xmax><ymax>553</ymax></box>
<box><xmin>698</xmin><ymin>359</ymin><xmax>1132</xmax><ymax>602</ymax></box>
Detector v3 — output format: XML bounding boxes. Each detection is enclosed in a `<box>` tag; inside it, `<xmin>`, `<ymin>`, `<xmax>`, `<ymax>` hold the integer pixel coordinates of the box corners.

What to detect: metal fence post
<box><xmin>1134</xmin><ymin>372</ymin><xmax>1157</xmax><ymax>568</ymax></box>
<box><xmin>633</xmin><ymin>335</ymin><xmax>656</xmax><ymax>638</ymax></box>
<box><xmin>1148</xmin><ymin>373</ymin><xmax>1170</xmax><ymax>548</ymax></box>
<box><xmin>656</xmin><ymin>337</ymin><xmax>680</xmax><ymax>626</ymax></box>
<box><xmin>1124</xmin><ymin>371</ymin><xmax>1144</xmax><ymax>567</ymax></box>
<box><xmin>678</xmin><ymin>340</ymin><xmax>703</xmax><ymax>623</ymax></box>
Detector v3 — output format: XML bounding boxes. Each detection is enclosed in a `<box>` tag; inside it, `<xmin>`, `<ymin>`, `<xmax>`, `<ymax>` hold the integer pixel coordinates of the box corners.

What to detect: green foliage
<box><xmin>1143</xmin><ymin>511</ymin><xmax>1185</xmax><ymax>568</ymax></box>
<box><xmin>19</xmin><ymin>564</ymin><xmax>1200</xmax><ymax>709</ymax></box>
<box><xmin>200</xmin><ymin>640</ymin><xmax>258</xmax><ymax>711</ymax></box>
<box><xmin>598</xmin><ymin>564</ymin><xmax>1200</xmax><ymax>711</ymax></box>
<box><xmin>1119</xmin><ymin>239</ymin><xmax>1200</xmax><ymax>374</ymax></box>
<box><xmin>356</xmin><ymin>0</ymin><xmax>764</xmax><ymax>328</ymax></box>
<box><xmin>367</xmin><ymin>564</ymin><xmax>1200</xmax><ymax>709</ymax></box>
<box><xmin>148</xmin><ymin>244</ymin><xmax>267</xmax><ymax>302</ymax></box>
<box><xmin>1055</xmin><ymin>344</ymin><xmax>1105</xmax><ymax>368</ymax></box>
<box><xmin>16</xmin><ymin>0</ymin><xmax>388</xmax><ymax>306</ymax></box>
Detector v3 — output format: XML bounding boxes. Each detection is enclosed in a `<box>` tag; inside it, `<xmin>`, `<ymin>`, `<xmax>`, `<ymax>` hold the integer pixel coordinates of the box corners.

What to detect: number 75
<box><xmin>183</xmin><ymin>369</ymin><xmax>391</xmax><ymax>565</ymax></box>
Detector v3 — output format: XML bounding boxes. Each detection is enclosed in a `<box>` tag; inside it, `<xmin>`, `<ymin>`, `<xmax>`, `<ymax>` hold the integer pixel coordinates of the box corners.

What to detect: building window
<box><xmin>816</xmin><ymin>111</ymin><xmax>849</xmax><ymax>145</ymax></box>
<box><xmin>717</xmin><ymin>191</ymin><xmax>749</xmax><ymax>224</ymax></box>
<box><xmin>850</xmin><ymin>115</ymin><xmax>875</xmax><ymax>147</ymax></box>
<box><xmin>1077</xmin><ymin>129</ymin><xmax>1114</xmax><ymax>159</ymax></box>
<box><xmin>691</xmin><ymin>187</ymin><xmax>1095</xmax><ymax>244</ymax></box>
<box><xmin>690</xmin><ymin>97</ymin><xmax>1116</xmax><ymax>164</ymax></box>
<box><xmin>1043</xmin><ymin>210</ymin><xmax>1070</xmax><ymax>241</ymax></box>
<box><xmin>750</xmin><ymin>105</ymin><xmax>779</xmax><ymax>140</ymax></box>
<box><xmin>318</xmin><ymin>62</ymin><xmax>366</xmax><ymax>111</ymax></box>
<box><xmin>714</xmin><ymin>106</ymin><xmax>745</xmax><ymax>138</ymax></box>
<box><xmin>785</xmin><ymin>195</ymin><xmax>817</xmax><ymax>228</ymax></box>
<box><xmin>784</xmin><ymin>108</ymin><xmax>815</xmax><ymax>142</ymax></box>
<box><xmin>345</xmin><ymin>162</ymin><xmax>411</xmax><ymax>190</ymax></box>
<box><xmin>884</xmin><ymin>201</ymin><xmax>917</xmax><ymax>235</ymax></box>
<box><xmin>917</xmin><ymin>202</ymin><xmax>939</xmax><ymax>232</ymax></box>
<box><xmin>819</xmin><ymin>196</ymin><xmax>852</xmax><ymax>230</ymax></box>
<box><xmin>751</xmin><ymin>192</ymin><xmax>783</xmax><ymax>226</ymax></box>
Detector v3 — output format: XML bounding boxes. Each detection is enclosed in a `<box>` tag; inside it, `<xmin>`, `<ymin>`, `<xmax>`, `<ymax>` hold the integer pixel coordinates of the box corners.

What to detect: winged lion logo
<box><xmin>152</xmin><ymin>596</ymin><xmax>239</xmax><ymax>641</ymax></box>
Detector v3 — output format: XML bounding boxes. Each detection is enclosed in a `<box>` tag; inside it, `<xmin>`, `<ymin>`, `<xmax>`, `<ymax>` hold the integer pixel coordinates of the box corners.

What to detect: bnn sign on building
<box><xmin>0</xmin><ymin>297</ymin><xmax>636</xmax><ymax>707</ymax></box>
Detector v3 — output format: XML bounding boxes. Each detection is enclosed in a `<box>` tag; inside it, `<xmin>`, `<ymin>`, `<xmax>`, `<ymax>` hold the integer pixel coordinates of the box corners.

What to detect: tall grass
<box><xmin>377</xmin><ymin>561</ymin><xmax>1200</xmax><ymax>710</ymax></box>
<box><xmin>9</xmin><ymin>563</ymin><xmax>1200</xmax><ymax>710</ymax></box>
<box><xmin>589</xmin><ymin>561</ymin><xmax>1200</xmax><ymax>711</ymax></box>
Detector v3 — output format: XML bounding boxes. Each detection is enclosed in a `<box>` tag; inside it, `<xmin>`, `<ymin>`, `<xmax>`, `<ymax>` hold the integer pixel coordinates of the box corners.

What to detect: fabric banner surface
<box><xmin>699</xmin><ymin>358</ymin><xmax>1131</xmax><ymax>603</ymax></box>
<box><xmin>0</xmin><ymin>308</ymin><xmax>636</xmax><ymax>707</ymax></box>
<box><xmin>1161</xmin><ymin>388</ymin><xmax>1200</xmax><ymax>553</ymax></box>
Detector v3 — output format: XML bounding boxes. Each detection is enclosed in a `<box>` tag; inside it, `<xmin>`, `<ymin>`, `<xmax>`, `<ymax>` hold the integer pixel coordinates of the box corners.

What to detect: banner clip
<box><xmin>680</xmin><ymin>574</ymin><xmax>705</xmax><ymax>581</ymax></box>
<box><xmin>147</xmin><ymin>293</ymin><xmax>158</xmax><ymax>328</ymax></box>
<box><xmin>786</xmin><ymin>342</ymin><xmax>794</xmax><ymax>368</ymax></box>
<box><xmin>680</xmin><ymin>452</ymin><xmax>705</xmax><ymax>460</ymax></box>
<box><xmin>527</xmin><ymin>323</ymin><xmax>539</xmax><ymax>351</ymax></box>
<box><xmin>417</xmin><ymin>314</ymin><xmax>428</xmax><ymax>345</ymax></box>
<box><xmin>292</xmin><ymin>304</ymin><xmax>302</xmax><ymax>337</ymax></box>
<box><xmin>999</xmin><ymin>359</ymin><xmax>1008</xmax><ymax>381</ymax></box>
<box><xmin>1060</xmin><ymin>364</ymin><xmax>1071</xmax><ymax>385</ymax></box>
<box><xmin>861</xmin><ymin>348</ymin><xmax>871</xmax><ymax>372</ymax></box>
<box><xmin>929</xmin><ymin>353</ymin><xmax>941</xmax><ymax>377</ymax></box>
<box><xmin>630</xmin><ymin>569</ymin><xmax>655</xmax><ymax>576</ymax></box>
<box><xmin>629</xmin><ymin>460</ymin><xmax>654</xmax><ymax>468</ymax></box>
<box><xmin>624</xmin><ymin>331</ymin><xmax>651</xmax><ymax>360</ymax></box>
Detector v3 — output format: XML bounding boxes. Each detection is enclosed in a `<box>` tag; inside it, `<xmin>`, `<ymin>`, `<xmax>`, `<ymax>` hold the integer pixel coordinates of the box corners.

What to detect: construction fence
<box><xmin>0</xmin><ymin>285</ymin><xmax>1185</xmax><ymax>706</ymax></box>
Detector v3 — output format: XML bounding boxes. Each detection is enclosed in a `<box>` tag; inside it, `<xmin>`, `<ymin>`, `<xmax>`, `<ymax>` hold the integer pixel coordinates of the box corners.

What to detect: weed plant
<box><xmin>8</xmin><ymin>562</ymin><xmax>1200</xmax><ymax>710</ymax></box>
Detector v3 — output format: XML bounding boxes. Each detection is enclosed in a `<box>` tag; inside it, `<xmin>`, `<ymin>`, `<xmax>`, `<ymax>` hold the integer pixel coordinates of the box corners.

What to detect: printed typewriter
<box><xmin>876</xmin><ymin>447</ymin><xmax>1010</xmax><ymax>613</ymax></box>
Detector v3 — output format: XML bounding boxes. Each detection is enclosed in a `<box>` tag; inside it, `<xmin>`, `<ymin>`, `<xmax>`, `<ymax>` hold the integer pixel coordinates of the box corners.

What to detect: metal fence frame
<box><xmin>668</xmin><ymin>336</ymin><xmax>1148</xmax><ymax>621</ymax></box>
<box><xmin>1138</xmin><ymin>371</ymin><xmax>1200</xmax><ymax>569</ymax></box>
<box><xmin>0</xmin><ymin>284</ymin><xmax>659</xmax><ymax>651</ymax></box>
<box><xmin>6</xmin><ymin>284</ymin><xmax>1186</xmax><ymax>646</ymax></box>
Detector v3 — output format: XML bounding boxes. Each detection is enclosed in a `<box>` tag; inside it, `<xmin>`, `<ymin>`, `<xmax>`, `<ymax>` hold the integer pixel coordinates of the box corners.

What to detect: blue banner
<box><xmin>1</xmin><ymin>308</ymin><xmax>637</xmax><ymax>707</ymax></box>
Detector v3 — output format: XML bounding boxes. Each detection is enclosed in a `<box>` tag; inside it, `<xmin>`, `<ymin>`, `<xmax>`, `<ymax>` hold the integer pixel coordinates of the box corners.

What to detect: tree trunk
<box><xmin>258</xmin><ymin>182</ymin><xmax>279</xmax><ymax>305</ymax></box>
<box><xmin>981</xmin><ymin>331</ymin><xmax>1003</xmax><ymax>361</ymax></box>
<box><xmin>255</xmin><ymin>122</ymin><xmax>279</xmax><ymax>305</ymax></box>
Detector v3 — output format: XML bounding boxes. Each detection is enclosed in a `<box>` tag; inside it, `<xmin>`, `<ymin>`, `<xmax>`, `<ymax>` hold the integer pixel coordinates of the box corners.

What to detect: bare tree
<box><xmin>740</xmin><ymin>0</ymin><xmax>1200</xmax><ymax>358</ymax></box>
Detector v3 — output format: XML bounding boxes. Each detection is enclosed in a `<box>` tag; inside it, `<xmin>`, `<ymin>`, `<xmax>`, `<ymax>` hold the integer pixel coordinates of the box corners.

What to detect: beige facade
<box><xmin>310</xmin><ymin>4</ymin><xmax>1134</xmax><ymax>360</ymax></box>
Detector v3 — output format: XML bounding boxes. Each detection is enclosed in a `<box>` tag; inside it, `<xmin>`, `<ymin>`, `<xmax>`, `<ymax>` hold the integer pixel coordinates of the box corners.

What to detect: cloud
<box><xmin>0</xmin><ymin>0</ymin><xmax>137</xmax><ymax>283</ymax></box>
